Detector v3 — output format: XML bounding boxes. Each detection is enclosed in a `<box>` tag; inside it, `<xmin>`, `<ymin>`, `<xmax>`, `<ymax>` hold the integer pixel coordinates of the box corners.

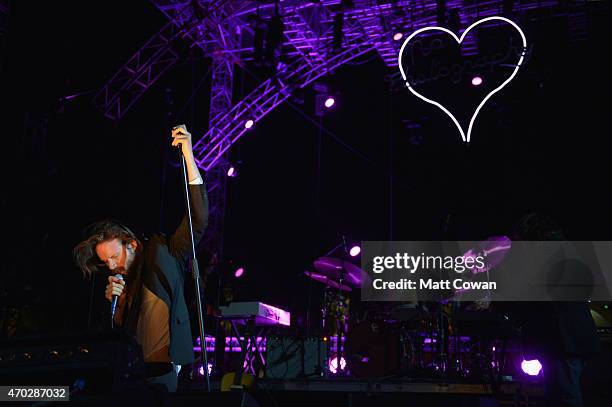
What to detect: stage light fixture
<box><xmin>471</xmin><ymin>76</ymin><xmax>483</xmax><ymax>86</ymax></box>
<box><xmin>227</xmin><ymin>166</ymin><xmax>237</xmax><ymax>177</ymax></box>
<box><xmin>329</xmin><ymin>355</ymin><xmax>346</xmax><ymax>374</ymax></box>
<box><xmin>349</xmin><ymin>245</ymin><xmax>361</xmax><ymax>257</ymax></box>
<box><xmin>234</xmin><ymin>267</ymin><xmax>245</xmax><ymax>278</ymax></box>
<box><xmin>314</xmin><ymin>83</ymin><xmax>338</xmax><ymax>116</ymax></box>
<box><xmin>199</xmin><ymin>363</ymin><xmax>213</xmax><ymax>375</ymax></box>
<box><xmin>393</xmin><ymin>32</ymin><xmax>403</xmax><ymax>41</ymax></box>
<box><xmin>521</xmin><ymin>359</ymin><xmax>542</xmax><ymax>376</ymax></box>
<box><xmin>245</xmin><ymin>119</ymin><xmax>254</xmax><ymax>129</ymax></box>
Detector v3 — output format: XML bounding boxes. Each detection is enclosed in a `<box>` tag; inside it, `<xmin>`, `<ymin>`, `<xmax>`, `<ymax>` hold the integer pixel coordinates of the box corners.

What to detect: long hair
<box><xmin>72</xmin><ymin>219</ymin><xmax>141</xmax><ymax>278</ymax></box>
<box><xmin>512</xmin><ymin>212</ymin><xmax>566</xmax><ymax>241</ymax></box>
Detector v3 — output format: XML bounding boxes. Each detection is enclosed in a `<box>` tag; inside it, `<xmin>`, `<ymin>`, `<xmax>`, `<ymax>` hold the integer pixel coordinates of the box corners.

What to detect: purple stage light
<box><xmin>245</xmin><ymin>119</ymin><xmax>254</xmax><ymax>129</ymax></box>
<box><xmin>471</xmin><ymin>76</ymin><xmax>483</xmax><ymax>86</ymax></box>
<box><xmin>329</xmin><ymin>355</ymin><xmax>346</xmax><ymax>374</ymax></box>
<box><xmin>324</xmin><ymin>97</ymin><xmax>335</xmax><ymax>108</ymax></box>
<box><xmin>199</xmin><ymin>363</ymin><xmax>213</xmax><ymax>376</ymax></box>
<box><xmin>521</xmin><ymin>359</ymin><xmax>542</xmax><ymax>376</ymax></box>
<box><xmin>194</xmin><ymin>336</ymin><xmax>267</xmax><ymax>353</ymax></box>
<box><xmin>234</xmin><ymin>267</ymin><xmax>245</xmax><ymax>278</ymax></box>
<box><xmin>393</xmin><ymin>32</ymin><xmax>403</xmax><ymax>41</ymax></box>
<box><xmin>349</xmin><ymin>245</ymin><xmax>361</xmax><ymax>257</ymax></box>
<box><xmin>227</xmin><ymin>166</ymin><xmax>237</xmax><ymax>177</ymax></box>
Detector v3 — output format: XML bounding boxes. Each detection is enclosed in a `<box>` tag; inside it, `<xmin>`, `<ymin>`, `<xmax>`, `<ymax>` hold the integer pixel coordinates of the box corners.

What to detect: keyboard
<box><xmin>219</xmin><ymin>301</ymin><xmax>291</xmax><ymax>326</ymax></box>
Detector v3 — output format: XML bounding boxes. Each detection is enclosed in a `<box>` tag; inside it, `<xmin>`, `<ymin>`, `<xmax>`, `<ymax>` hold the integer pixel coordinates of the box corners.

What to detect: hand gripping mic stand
<box><xmin>177</xmin><ymin>148</ymin><xmax>211</xmax><ymax>392</ymax></box>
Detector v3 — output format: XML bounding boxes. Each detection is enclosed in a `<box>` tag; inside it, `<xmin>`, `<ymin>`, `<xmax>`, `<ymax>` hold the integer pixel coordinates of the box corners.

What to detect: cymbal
<box><xmin>304</xmin><ymin>271</ymin><xmax>352</xmax><ymax>292</ymax></box>
<box><xmin>463</xmin><ymin>236</ymin><xmax>512</xmax><ymax>274</ymax></box>
<box><xmin>313</xmin><ymin>257</ymin><xmax>363</xmax><ymax>287</ymax></box>
<box><xmin>389</xmin><ymin>304</ymin><xmax>427</xmax><ymax>322</ymax></box>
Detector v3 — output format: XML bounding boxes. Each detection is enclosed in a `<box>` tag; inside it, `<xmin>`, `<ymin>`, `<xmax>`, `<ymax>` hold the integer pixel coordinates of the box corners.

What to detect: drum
<box><xmin>345</xmin><ymin>315</ymin><xmax>400</xmax><ymax>378</ymax></box>
<box><xmin>322</xmin><ymin>289</ymin><xmax>350</xmax><ymax>336</ymax></box>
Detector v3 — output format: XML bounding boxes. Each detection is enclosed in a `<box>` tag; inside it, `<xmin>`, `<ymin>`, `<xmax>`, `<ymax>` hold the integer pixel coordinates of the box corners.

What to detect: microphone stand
<box><xmin>336</xmin><ymin>236</ymin><xmax>348</xmax><ymax>375</ymax></box>
<box><xmin>177</xmin><ymin>148</ymin><xmax>211</xmax><ymax>392</ymax></box>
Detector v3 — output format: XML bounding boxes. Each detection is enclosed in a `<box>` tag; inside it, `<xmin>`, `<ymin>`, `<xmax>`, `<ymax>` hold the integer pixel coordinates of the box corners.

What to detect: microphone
<box><xmin>172</xmin><ymin>125</ymin><xmax>185</xmax><ymax>157</ymax></box>
<box><xmin>111</xmin><ymin>273</ymin><xmax>124</xmax><ymax>318</ymax></box>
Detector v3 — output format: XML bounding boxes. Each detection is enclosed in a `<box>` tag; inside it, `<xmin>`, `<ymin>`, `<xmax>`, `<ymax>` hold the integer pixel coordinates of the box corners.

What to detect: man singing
<box><xmin>72</xmin><ymin>125</ymin><xmax>208</xmax><ymax>392</ymax></box>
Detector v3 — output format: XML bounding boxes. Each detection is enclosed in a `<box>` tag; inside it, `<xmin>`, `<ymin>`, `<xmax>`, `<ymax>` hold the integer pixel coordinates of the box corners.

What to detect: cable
<box><xmin>87</xmin><ymin>274</ymin><xmax>95</xmax><ymax>329</ymax></box>
<box><xmin>238</xmin><ymin>63</ymin><xmax>373</xmax><ymax>163</ymax></box>
<box><xmin>175</xmin><ymin>62</ymin><xmax>214</xmax><ymax>122</ymax></box>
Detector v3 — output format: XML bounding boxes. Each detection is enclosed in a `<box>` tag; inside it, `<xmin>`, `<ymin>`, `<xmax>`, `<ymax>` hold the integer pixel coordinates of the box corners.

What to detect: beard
<box><xmin>122</xmin><ymin>250</ymin><xmax>142</xmax><ymax>278</ymax></box>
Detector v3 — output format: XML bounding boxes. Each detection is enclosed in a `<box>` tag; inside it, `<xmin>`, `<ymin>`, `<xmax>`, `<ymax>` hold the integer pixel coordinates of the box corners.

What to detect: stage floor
<box><xmin>175</xmin><ymin>377</ymin><xmax>545</xmax><ymax>406</ymax></box>
<box><xmin>181</xmin><ymin>376</ymin><xmax>544</xmax><ymax>394</ymax></box>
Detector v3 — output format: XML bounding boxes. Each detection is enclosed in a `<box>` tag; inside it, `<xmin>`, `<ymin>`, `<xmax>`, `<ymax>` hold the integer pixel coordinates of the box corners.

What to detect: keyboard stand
<box><xmin>225</xmin><ymin>316</ymin><xmax>268</xmax><ymax>376</ymax></box>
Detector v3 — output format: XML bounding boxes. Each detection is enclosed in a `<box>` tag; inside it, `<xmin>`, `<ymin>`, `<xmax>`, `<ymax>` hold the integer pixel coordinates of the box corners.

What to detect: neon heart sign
<box><xmin>398</xmin><ymin>16</ymin><xmax>527</xmax><ymax>143</ymax></box>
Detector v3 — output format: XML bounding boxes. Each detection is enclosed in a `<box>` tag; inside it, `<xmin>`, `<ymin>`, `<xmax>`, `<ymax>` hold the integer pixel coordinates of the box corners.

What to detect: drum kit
<box><xmin>303</xmin><ymin>238</ymin><xmax>517</xmax><ymax>380</ymax></box>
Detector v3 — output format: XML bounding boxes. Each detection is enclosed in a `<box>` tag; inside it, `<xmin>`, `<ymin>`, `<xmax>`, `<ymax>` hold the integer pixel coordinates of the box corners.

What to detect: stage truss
<box><xmin>93</xmin><ymin>0</ymin><xmax>565</xmax><ymax>256</ymax></box>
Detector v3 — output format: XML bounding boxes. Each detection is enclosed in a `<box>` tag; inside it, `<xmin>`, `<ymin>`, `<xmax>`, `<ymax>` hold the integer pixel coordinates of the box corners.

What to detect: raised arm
<box><xmin>168</xmin><ymin>125</ymin><xmax>209</xmax><ymax>259</ymax></box>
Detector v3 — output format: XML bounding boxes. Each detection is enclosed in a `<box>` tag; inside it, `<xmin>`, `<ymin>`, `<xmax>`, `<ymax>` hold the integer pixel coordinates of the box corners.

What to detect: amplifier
<box><xmin>265</xmin><ymin>336</ymin><xmax>326</xmax><ymax>379</ymax></box>
<box><xmin>591</xmin><ymin>303</ymin><xmax>612</xmax><ymax>328</ymax></box>
<box><xmin>0</xmin><ymin>330</ymin><xmax>146</xmax><ymax>393</ymax></box>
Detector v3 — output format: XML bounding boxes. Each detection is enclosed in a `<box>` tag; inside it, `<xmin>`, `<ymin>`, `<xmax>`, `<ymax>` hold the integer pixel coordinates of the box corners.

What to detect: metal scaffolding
<box><xmin>94</xmin><ymin>0</ymin><xmax>560</xmax><ymax>258</ymax></box>
<box><xmin>201</xmin><ymin>2</ymin><xmax>239</xmax><ymax>259</ymax></box>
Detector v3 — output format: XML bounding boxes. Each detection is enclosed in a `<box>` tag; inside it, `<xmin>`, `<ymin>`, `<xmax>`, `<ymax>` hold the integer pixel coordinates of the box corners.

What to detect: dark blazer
<box><xmin>517</xmin><ymin>301</ymin><xmax>601</xmax><ymax>356</ymax></box>
<box><xmin>140</xmin><ymin>183</ymin><xmax>208</xmax><ymax>365</ymax></box>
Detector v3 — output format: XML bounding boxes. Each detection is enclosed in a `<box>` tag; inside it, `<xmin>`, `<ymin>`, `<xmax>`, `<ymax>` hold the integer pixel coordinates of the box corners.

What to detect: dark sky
<box><xmin>1</xmin><ymin>1</ymin><xmax>611</xmax><ymax>335</ymax></box>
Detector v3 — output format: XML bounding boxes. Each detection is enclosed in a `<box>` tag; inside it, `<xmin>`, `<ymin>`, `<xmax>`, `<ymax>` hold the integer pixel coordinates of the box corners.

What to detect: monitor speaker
<box><xmin>0</xmin><ymin>330</ymin><xmax>146</xmax><ymax>393</ymax></box>
<box><xmin>265</xmin><ymin>336</ymin><xmax>326</xmax><ymax>379</ymax></box>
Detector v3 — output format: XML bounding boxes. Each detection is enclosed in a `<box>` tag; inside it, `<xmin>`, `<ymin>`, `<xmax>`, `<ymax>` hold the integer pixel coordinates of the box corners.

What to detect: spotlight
<box><xmin>521</xmin><ymin>359</ymin><xmax>542</xmax><ymax>376</ymax></box>
<box><xmin>471</xmin><ymin>76</ymin><xmax>483</xmax><ymax>86</ymax></box>
<box><xmin>227</xmin><ymin>166</ymin><xmax>237</xmax><ymax>177</ymax></box>
<box><xmin>329</xmin><ymin>355</ymin><xmax>346</xmax><ymax>374</ymax></box>
<box><xmin>349</xmin><ymin>245</ymin><xmax>361</xmax><ymax>257</ymax></box>
<box><xmin>199</xmin><ymin>363</ymin><xmax>213</xmax><ymax>376</ymax></box>
<box><xmin>314</xmin><ymin>83</ymin><xmax>338</xmax><ymax>116</ymax></box>
<box><xmin>245</xmin><ymin>119</ymin><xmax>254</xmax><ymax>129</ymax></box>
<box><xmin>234</xmin><ymin>267</ymin><xmax>245</xmax><ymax>278</ymax></box>
<box><xmin>393</xmin><ymin>32</ymin><xmax>403</xmax><ymax>41</ymax></box>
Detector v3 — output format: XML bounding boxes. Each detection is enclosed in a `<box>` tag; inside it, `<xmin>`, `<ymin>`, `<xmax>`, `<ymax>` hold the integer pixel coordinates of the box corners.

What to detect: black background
<box><xmin>1</xmin><ymin>1</ymin><xmax>610</xmax><ymax>335</ymax></box>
